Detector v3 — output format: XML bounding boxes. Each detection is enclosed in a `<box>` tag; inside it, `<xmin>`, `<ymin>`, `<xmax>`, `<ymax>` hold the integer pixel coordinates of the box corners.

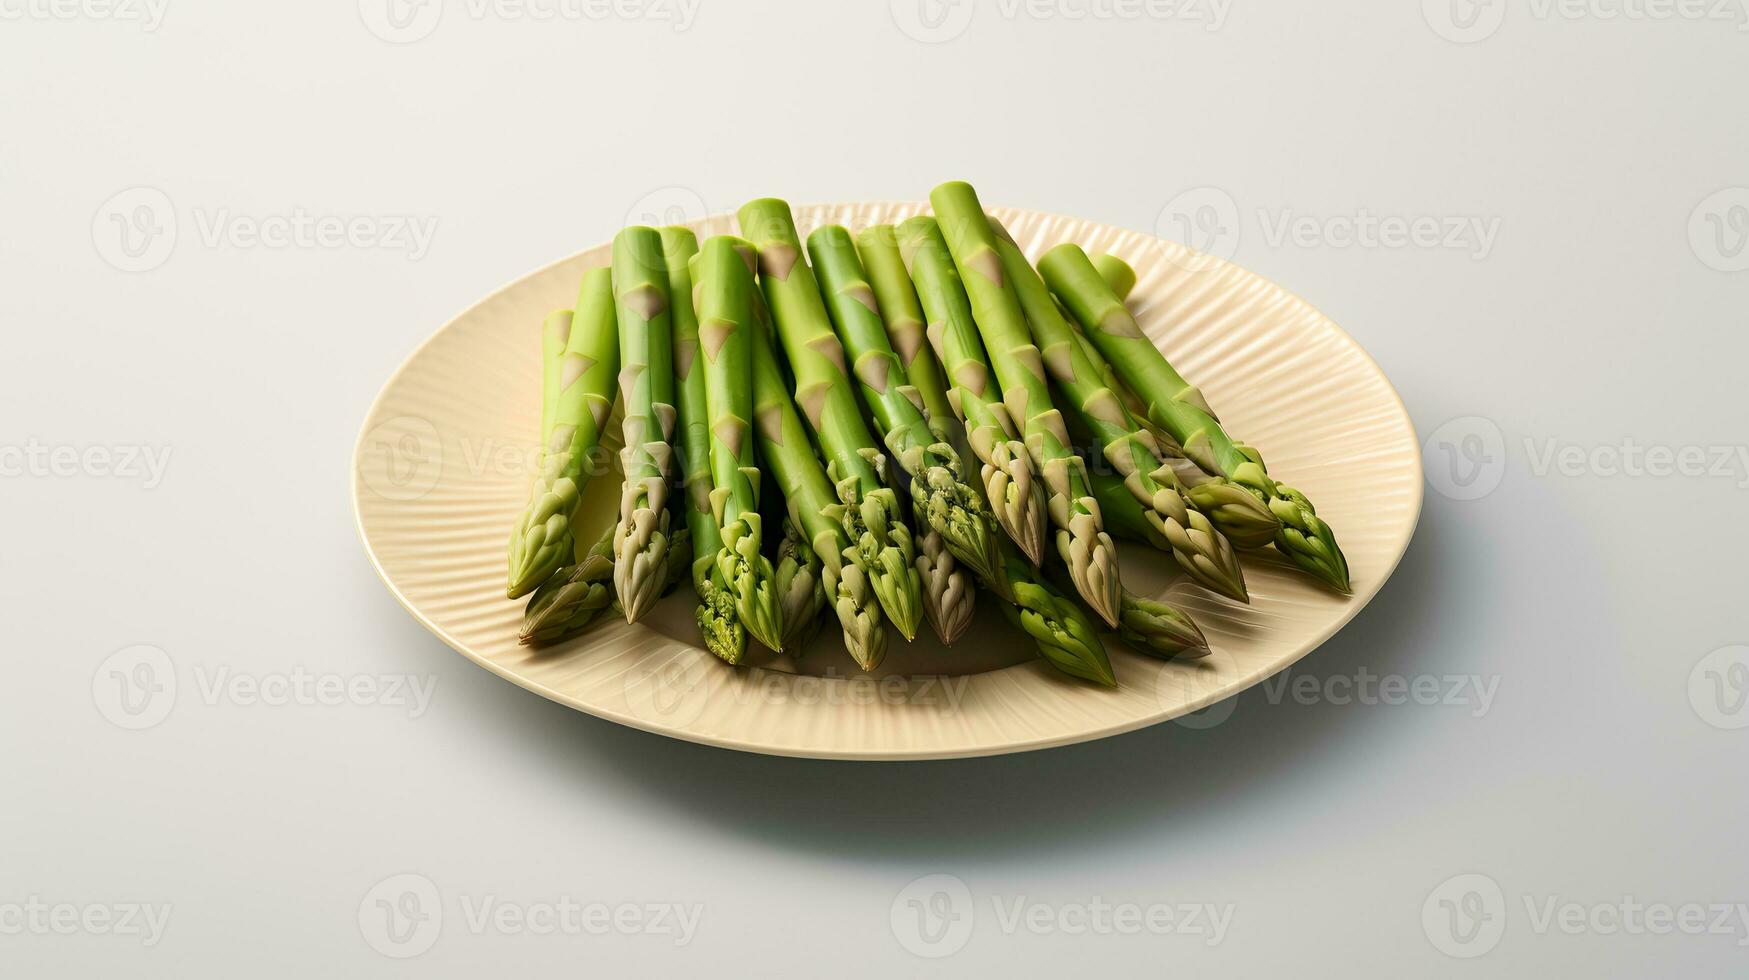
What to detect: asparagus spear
<box><xmin>773</xmin><ymin>526</ymin><xmax>828</xmax><ymax>652</ymax></box>
<box><xmin>520</xmin><ymin>525</ymin><xmax>615</xmax><ymax>645</ymax></box>
<box><xmin>996</xmin><ymin>543</ymin><xmax>1116</xmax><ymax>687</ymax></box>
<box><xmin>1115</xmin><ymin>591</ymin><xmax>1210</xmax><ymax>660</ymax></box>
<box><xmin>696</xmin><ymin>235</ymin><xmax>785</xmax><ymax>652</ymax></box>
<box><xmin>520</xmin><ymin>525</ymin><xmax>693</xmax><ymax>646</ymax></box>
<box><xmin>895</xmin><ymin>216</ymin><xmax>1048</xmax><ymax>569</ymax></box>
<box><xmin>986</xmin><ymin>222</ymin><xmax>1249</xmax><ymax>602</ymax></box>
<box><xmin>809</xmin><ymin>225</ymin><xmax>987</xmax><ymax>643</ymax></box>
<box><xmin>750</xmin><ymin>316</ymin><xmax>890</xmax><ymax>669</ymax></box>
<box><xmin>507</xmin><ymin>272</ymin><xmax>619</xmax><ymax>599</ymax></box>
<box><xmin>856</xmin><ymin>224</ymin><xmax>982</xmax><ymax>645</ymax></box>
<box><xmin>1053</xmin><ymin>256</ymin><xmax>1282</xmax><ymax>550</ymax></box>
<box><xmin>538</xmin><ymin>309</ymin><xmax>570</xmax><ymax>441</ymax></box>
<box><xmin>929</xmin><ymin>181</ymin><xmax>1122</xmax><ymax>628</ymax></box>
<box><xmin>611</xmin><ymin>226</ymin><xmax>680</xmax><ymax>621</ymax></box>
<box><xmin>1040</xmin><ymin>244</ymin><xmax>1350</xmax><ymax>592</ymax></box>
<box><xmin>666</xmin><ymin>227</ymin><xmax>747</xmax><ymax>663</ymax></box>
<box><xmin>737</xmin><ymin>198</ymin><xmax>924</xmax><ymax>642</ymax></box>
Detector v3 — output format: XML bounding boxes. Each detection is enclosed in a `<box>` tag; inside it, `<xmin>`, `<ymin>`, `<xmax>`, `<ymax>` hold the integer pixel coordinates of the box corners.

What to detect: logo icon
<box><xmin>359</xmin><ymin>0</ymin><xmax>443</xmax><ymax>43</ymax></box>
<box><xmin>1155</xmin><ymin>187</ymin><xmax>1241</xmax><ymax>272</ymax></box>
<box><xmin>358</xmin><ymin>873</ymin><xmax>442</xmax><ymax>957</ymax></box>
<box><xmin>623</xmin><ymin>653</ymin><xmax>712</xmax><ymax>728</ymax></box>
<box><xmin>92</xmin><ymin>187</ymin><xmax>177</xmax><ymax>273</ymax></box>
<box><xmin>1157</xmin><ymin>648</ymin><xmax>1238</xmax><ymax>729</ymax></box>
<box><xmin>890</xmin><ymin>0</ymin><xmax>974</xmax><ymax>43</ymax></box>
<box><xmin>1423</xmin><ymin>416</ymin><xmax>1506</xmax><ymax>501</ymax></box>
<box><xmin>93</xmin><ymin>644</ymin><xmax>177</xmax><ymax>730</ymax></box>
<box><xmin>1688</xmin><ymin>188</ymin><xmax>1749</xmax><ymax>273</ymax></box>
<box><xmin>1423</xmin><ymin>0</ymin><xmax>1506</xmax><ymax>43</ymax></box>
<box><xmin>1689</xmin><ymin>645</ymin><xmax>1749</xmax><ymax>730</ymax></box>
<box><xmin>359</xmin><ymin>416</ymin><xmax>443</xmax><ymax>501</ymax></box>
<box><xmin>622</xmin><ymin>186</ymin><xmax>711</xmax><ymax>231</ymax></box>
<box><xmin>1422</xmin><ymin>873</ymin><xmax>1505</xmax><ymax>957</ymax></box>
<box><xmin>890</xmin><ymin>873</ymin><xmax>974</xmax><ymax>958</ymax></box>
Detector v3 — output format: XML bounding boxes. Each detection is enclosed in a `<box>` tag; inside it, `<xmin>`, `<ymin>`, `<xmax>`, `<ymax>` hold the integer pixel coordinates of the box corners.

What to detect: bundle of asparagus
<box><xmin>501</xmin><ymin>181</ymin><xmax>1348</xmax><ymax>688</ymax></box>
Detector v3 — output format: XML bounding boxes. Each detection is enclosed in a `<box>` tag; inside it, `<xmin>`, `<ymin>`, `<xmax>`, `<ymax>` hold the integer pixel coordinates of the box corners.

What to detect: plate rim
<box><xmin>351</xmin><ymin>201</ymin><xmax>1424</xmax><ymax>760</ymax></box>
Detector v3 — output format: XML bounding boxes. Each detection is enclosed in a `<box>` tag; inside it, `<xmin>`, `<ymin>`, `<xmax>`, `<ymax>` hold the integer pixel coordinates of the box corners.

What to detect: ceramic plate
<box><xmin>352</xmin><ymin>202</ymin><xmax>1422</xmax><ymax>760</ymax></box>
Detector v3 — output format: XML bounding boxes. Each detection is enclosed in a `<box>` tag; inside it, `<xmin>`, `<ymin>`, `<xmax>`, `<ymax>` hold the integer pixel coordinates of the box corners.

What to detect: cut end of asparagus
<box><xmin>1057</xmin><ymin>515</ymin><xmax>1123</xmax><ymax>629</ymax></box>
<box><xmin>1116</xmin><ymin>590</ymin><xmax>1210</xmax><ymax>660</ymax></box>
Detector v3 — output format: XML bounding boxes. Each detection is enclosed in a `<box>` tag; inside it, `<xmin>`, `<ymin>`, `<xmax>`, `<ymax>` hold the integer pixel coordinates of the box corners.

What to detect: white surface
<box><xmin>3</xmin><ymin>2</ymin><xmax>1746</xmax><ymax>976</ymax></box>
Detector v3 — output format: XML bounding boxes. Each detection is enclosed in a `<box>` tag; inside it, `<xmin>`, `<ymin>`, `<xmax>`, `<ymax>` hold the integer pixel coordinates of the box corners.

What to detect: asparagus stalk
<box><xmin>929</xmin><ymin>181</ymin><xmax>1122</xmax><ymax>628</ymax></box>
<box><xmin>987</xmin><ymin>222</ymin><xmax>1249</xmax><ymax>603</ymax></box>
<box><xmin>539</xmin><ymin>309</ymin><xmax>570</xmax><ymax>441</ymax></box>
<box><xmin>895</xmin><ymin>216</ymin><xmax>1048</xmax><ymax>569</ymax></box>
<box><xmin>696</xmin><ymin>235</ymin><xmax>785</xmax><ymax>651</ymax></box>
<box><xmin>1040</xmin><ymin>243</ymin><xmax>1350</xmax><ymax>592</ymax></box>
<box><xmin>611</xmin><ymin>227</ymin><xmax>680</xmax><ymax>621</ymax></box>
<box><xmin>750</xmin><ymin>317</ymin><xmax>890</xmax><ymax>669</ymax></box>
<box><xmin>737</xmin><ymin>198</ymin><xmax>924</xmax><ymax>642</ymax></box>
<box><xmin>1060</xmin><ymin>253</ymin><xmax>1282</xmax><ymax>551</ymax></box>
<box><xmin>809</xmin><ymin>225</ymin><xmax>987</xmax><ymax>643</ymax></box>
<box><xmin>507</xmin><ymin>272</ymin><xmax>619</xmax><ymax>599</ymax></box>
<box><xmin>856</xmin><ymin>224</ymin><xmax>981</xmax><ymax>645</ymax></box>
<box><xmin>666</xmin><ymin>227</ymin><xmax>747</xmax><ymax>663</ymax></box>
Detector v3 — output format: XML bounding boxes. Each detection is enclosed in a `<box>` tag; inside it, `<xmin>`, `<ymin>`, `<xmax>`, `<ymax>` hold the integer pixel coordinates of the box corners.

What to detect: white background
<box><xmin>4</xmin><ymin>0</ymin><xmax>1748</xmax><ymax>975</ymax></box>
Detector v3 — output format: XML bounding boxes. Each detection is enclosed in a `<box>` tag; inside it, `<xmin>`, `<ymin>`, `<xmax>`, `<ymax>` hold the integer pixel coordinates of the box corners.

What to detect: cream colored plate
<box><xmin>352</xmin><ymin>202</ymin><xmax>1422</xmax><ymax>760</ymax></box>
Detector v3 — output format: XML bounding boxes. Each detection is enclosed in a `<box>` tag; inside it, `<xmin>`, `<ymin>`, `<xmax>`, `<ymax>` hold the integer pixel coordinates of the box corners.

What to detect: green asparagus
<box><xmin>988</xmin><ymin>222</ymin><xmax>1249</xmax><ymax>602</ymax></box>
<box><xmin>611</xmin><ymin>226</ymin><xmax>680</xmax><ymax>621</ymax></box>
<box><xmin>1040</xmin><ymin>243</ymin><xmax>1350</xmax><ymax>592</ymax></box>
<box><xmin>1059</xmin><ymin>256</ymin><xmax>1282</xmax><ymax>550</ymax></box>
<box><xmin>750</xmin><ymin>317</ymin><xmax>890</xmax><ymax>668</ymax></box>
<box><xmin>666</xmin><ymin>226</ymin><xmax>747</xmax><ymax>663</ymax></box>
<box><xmin>930</xmin><ymin>181</ymin><xmax>1122</xmax><ymax>627</ymax></box>
<box><xmin>773</xmin><ymin>526</ymin><xmax>828</xmax><ymax>652</ymax></box>
<box><xmin>895</xmin><ymin>216</ymin><xmax>1048</xmax><ymax>569</ymax></box>
<box><xmin>737</xmin><ymin>198</ymin><xmax>924</xmax><ymax>642</ymax></box>
<box><xmin>810</xmin><ymin>224</ymin><xmax>989</xmax><ymax>643</ymax></box>
<box><xmin>520</xmin><ymin>525</ymin><xmax>615</xmax><ymax>645</ymax></box>
<box><xmin>696</xmin><ymin>235</ymin><xmax>784</xmax><ymax>651</ymax></box>
<box><xmin>507</xmin><ymin>271</ymin><xmax>619</xmax><ymax>599</ymax></box>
